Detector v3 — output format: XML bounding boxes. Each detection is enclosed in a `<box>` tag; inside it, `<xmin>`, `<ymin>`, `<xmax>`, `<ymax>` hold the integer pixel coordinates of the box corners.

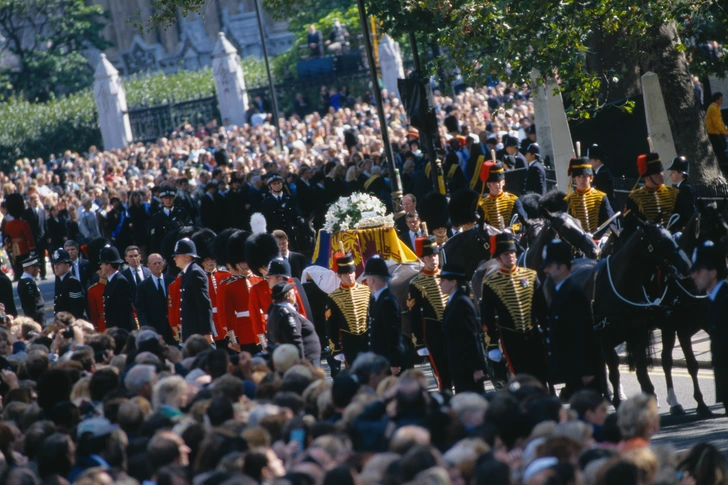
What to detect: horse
<box><xmin>591</xmin><ymin>214</ymin><xmax>693</xmax><ymax>408</ymax></box>
<box><xmin>522</xmin><ymin>211</ymin><xmax>599</xmax><ymax>273</ymax></box>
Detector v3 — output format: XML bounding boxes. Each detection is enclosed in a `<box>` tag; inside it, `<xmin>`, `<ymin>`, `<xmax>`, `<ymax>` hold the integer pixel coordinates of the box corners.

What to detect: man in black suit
<box><xmin>668</xmin><ymin>156</ymin><xmax>697</xmax><ymax>231</ymax></box>
<box><xmin>261</xmin><ymin>174</ymin><xmax>302</xmax><ymax>234</ymax></box>
<box><xmin>272</xmin><ymin>230</ymin><xmax>306</xmax><ymax>280</ymax></box>
<box><xmin>17</xmin><ymin>256</ymin><xmax>44</xmax><ymax>324</ymax></box>
<box><xmin>99</xmin><ymin>245</ymin><xmax>135</xmax><ymax>331</ymax></box>
<box><xmin>23</xmin><ymin>193</ymin><xmax>48</xmax><ymax>280</ymax></box>
<box><xmin>363</xmin><ymin>257</ymin><xmax>407</xmax><ymax>375</ymax></box>
<box><xmin>399</xmin><ymin>212</ymin><xmax>423</xmax><ymax>253</ymax></box>
<box><xmin>587</xmin><ymin>144</ymin><xmax>616</xmax><ymax>209</ymax></box>
<box><xmin>135</xmin><ymin>253</ymin><xmax>175</xmax><ymax>344</ymax></box>
<box><xmin>226</xmin><ymin>174</ymin><xmax>249</xmax><ymax>230</ymax></box>
<box><xmin>52</xmin><ymin>248</ymin><xmax>86</xmax><ymax>319</ymax></box>
<box><xmin>438</xmin><ymin>263</ymin><xmax>486</xmax><ymax>393</ymax></box>
<box><xmin>121</xmin><ymin>245</ymin><xmax>151</xmax><ymax>299</ymax></box>
<box><xmin>148</xmin><ymin>186</ymin><xmax>192</xmax><ymax>255</ymax></box>
<box><xmin>541</xmin><ymin>240</ymin><xmax>602</xmax><ymax>398</ymax></box>
<box><xmin>395</xmin><ymin>194</ymin><xmax>417</xmax><ymax>237</ymax></box>
<box><xmin>295</xmin><ymin>167</ymin><xmax>314</xmax><ymax>220</ymax></box>
<box><xmin>173</xmin><ymin>238</ymin><xmax>215</xmax><ymax>342</ymax></box>
<box><xmin>691</xmin><ymin>241</ymin><xmax>728</xmax><ymax>413</ymax></box>
<box><xmin>63</xmin><ymin>240</ymin><xmax>90</xmax><ymax>291</ymax></box>
<box><xmin>524</xmin><ymin>143</ymin><xmax>547</xmax><ymax>195</ymax></box>
<box><xmin>200</xmin><ymin>181</ymin><xmax>226</xmax><ymax>233</ymax></box>
<box><xmin>174</xmin><ymin>177</ymin><xmax>199</xmax><ymax>222</ymax></box>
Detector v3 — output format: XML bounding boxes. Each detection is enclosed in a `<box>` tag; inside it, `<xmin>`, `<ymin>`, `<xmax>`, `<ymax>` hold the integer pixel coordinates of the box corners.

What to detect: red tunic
<box><xmin>207</xmin><ymin>269</ymin><xmax>231</xmax><ymax>339</ymax></box>
<box><xmin>220</xmin><ymin>274</ymin><xmax>263</xmax><ymax>345</ymax></box>
<box><xmin>4</xmin><ymin>219</ymin><xmax>35</xmax><ymax>256</ymax></box>
<box><xmin>167</xmin><ymin>274</ymin><xmax>182</xmax><ymax>341</ymax></box>
<box><xmin>87</xmin><ymin>279</ymin><xmax>107</xmax><ymax>332</ymax></box>
<box><xmin>248</xmin><ymin>277</ymin><xmax>308</xmax><ymax>336</ymax></box>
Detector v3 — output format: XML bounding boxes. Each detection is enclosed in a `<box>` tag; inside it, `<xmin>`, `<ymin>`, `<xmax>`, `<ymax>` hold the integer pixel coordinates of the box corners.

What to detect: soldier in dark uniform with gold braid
<box><xmin>481</xmin><ymin>233</ymin><xmax>547</xmax><ymax>384</ymax></box>
<box><xmin>628</xmin><ymin>152</ymin><xmax>679</xmax><ymax>227</ymax></box>
<box><xmin>325</xmin><ymin>254</ymin><xmax>371</xmax><ymax>365</ymax></box>
<box><xmin>565</xmin><ymin>157</ymin><xmax>614</xmax><ymax>233</ymax></box>
<box><xmin>407</xmin><ymin>236</ymin><xmax>451</xmax><ymax>391</ymax></box>
<box><xmin>477</xmin><ymin>161</ymin><xmax>528</xmax><ymax>230</ymax></box>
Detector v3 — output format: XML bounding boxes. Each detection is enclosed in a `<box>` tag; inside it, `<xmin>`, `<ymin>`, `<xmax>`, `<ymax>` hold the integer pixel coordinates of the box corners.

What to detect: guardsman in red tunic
<box><xmin>192</xmin><ymin>229</ymin><xmax>230</xmax><ymax>344</ymax></box>
<box><xmin>167</xmin><ymin>274</ymin><xmax>182</xmax><ymax>342</ymax></box>
<box><xmin>87</xmin><ymin>271</ymin><xmax>107</xmax><ymax>332</ymax></box>
<box><xmin>246</xmin><ymin>232</ymin><xmax>282</xmax><ymax>339</ymax></box>
<box><xmin>220</xmin><ymin>230</ymin><xmax>263</xmax><ymax>354</ymax></box>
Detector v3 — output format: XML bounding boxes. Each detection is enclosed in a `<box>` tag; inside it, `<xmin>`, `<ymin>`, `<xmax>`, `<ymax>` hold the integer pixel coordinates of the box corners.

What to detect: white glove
<box><xmin>334</xmin><ymin>353</ymin><xmax>346</xmax><ymax>362</ymax></box>
<box><xmin>417</xmin><ymin>347</ymin><xmax>430</xmax><ymax>356</ymax></box>
<box><xmin>488</xmin><ymin>349</ymin><xmax>503</xmax><ymax>362</ymax></box>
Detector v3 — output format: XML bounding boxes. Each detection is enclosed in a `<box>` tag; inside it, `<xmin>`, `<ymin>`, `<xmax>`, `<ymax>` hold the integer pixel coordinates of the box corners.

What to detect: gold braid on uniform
<box><xmin>329</xmin><ymin>285</ymin><xmax>370</xmax><ymax>335</ymax></box>
<box><xmin>629</xmin><ymin>185</ymin><xmax>678</xmax><ymax>226</ymax></box>
<box><xmin>410</xmin><ymin>272</ymin><xmax>448</xmax><ymax>321</ymax></box>
<box><xmin>478</xmin><ymin>192</ymin><xmax>519</xmax><ymax>230</ymax></box>
<box><xmin>483</xmin><ymin>267</ymin><xmax>538</xmax><ymax>332</ymax></box>
<box><xmin>566</xmin><ymin>188</ymin><xmax>606</xmax><ymax>233</ymax></box>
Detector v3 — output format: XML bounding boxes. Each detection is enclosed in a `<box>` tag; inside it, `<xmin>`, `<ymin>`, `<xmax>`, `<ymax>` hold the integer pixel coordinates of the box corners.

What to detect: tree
<box><xmin>144</xmin><ymin>0</ymin><xmax>728</xmax><ymax>184</ymax></box>
<box><xmin>0</xmin><ymin>0</ymin><xmax>109</xmax><ymax>102</ymax></box>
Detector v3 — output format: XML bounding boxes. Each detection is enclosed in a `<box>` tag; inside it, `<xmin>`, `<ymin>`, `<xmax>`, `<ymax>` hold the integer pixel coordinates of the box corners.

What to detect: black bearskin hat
<box><xmin>245</xmin><ymin>232</ymin><xmax>281</xmax><ymax>277</ymax></box>
<box><xmin>161</xmin><ymin>226</ymin><xmax>196</xmax><ymax>266</ymax></box>
<box><xmin>448</xmin><ymin>189</ymin><xmax>479</xmax><ymax>227</ymax></box>
<box><xmin>6</xmin><ymin>193</ymin><xmax>25</xmax><ymax>219</ymax></box>
<box><xmin>84</xmin><ymin>237</ymin><xmax>111</xmax><ymax>274</ymax></box>
<box><xmin>213</xmin><ymin>228</ymin><xmax>237</xmax><ymax>268</ymax></box>
<box><xmin>539</xmin><ymin>189</ymin><xmax>568</xmax><ymax>214</ymax></box>
<box><xmin>227</xmin><ymin>230</ymin><xmax>251</xmax><ymax>268</ymax></box>
<box><xmin>191</xmin><ymin>228</ymin><xmax>216</xmax><ymax>262</ymax></box>
<box><xmin>520</xmin><ymin>193</ymin><xmax>542</xmax><ymax>220</ymax></box>
<box><xmin>418</xmin><ymin>192</ymin><xmax>449</xmax><ymax>231</ymax></box>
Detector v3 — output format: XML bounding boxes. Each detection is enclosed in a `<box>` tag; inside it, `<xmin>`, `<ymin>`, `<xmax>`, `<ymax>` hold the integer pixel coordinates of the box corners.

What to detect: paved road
<box><xmin>14</xmin><ymin>267</ymin><xmax>728</xmax><ymax>453</ymax></box>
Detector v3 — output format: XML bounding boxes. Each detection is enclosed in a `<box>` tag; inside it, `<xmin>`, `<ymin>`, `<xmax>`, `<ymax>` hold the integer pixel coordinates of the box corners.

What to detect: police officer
<box><xmin>587</xmin><ymin>144</ymin><xmax>616</xmax><ymax>208</ymax></box>
<box><xmin>407</xmin><ymin>236</ymin><xmax>451</xmax><ymax>391</ymax></box>
<box><xmin>149</xmin><ymin>186</ymin><xmax>192</xmax><ymax>255</ymax></box>
<box><xmin>52</xmin><ymin>248</ymin><xmax>86</xmax><ymax>319</ymax></box>
<box><xmin>481</xmin><ymin>233</ymin><xmax>547</xmax><ymax>384</ymax></box>
<box><xmin>628</xmin><ymin>152</ymin><xmax>679</xmax><ymax>227</ymax></box>
<box><xmin>524</xmin><ymin>144</ymin><xmax>547</xmax><ymax>195</ymax></box>
<box><xmin>668</xmin><ymin>156</ymin><xmax>697</xmax><ymax>230</ymax></box>
<box><xmin>260</xmin><ymin>174</ymin><xmax>302</xmax><ymax>234</ymax></box>
<box><xmin>173</xmin><ymin>238</ymin><xmax>215</xmax><ymax>343</ymax></box>
<box><xmin>17</xmin><ymin>256</ymin><xmax>44</xmax><ymax>325</ymax></box>
<box><xmin>541</xmin><ymin>239</ymin><xmax>602</xmax><ymax>398</ymax></box>
<box><xmin>477</xmin><ymin>161</ymin><xmax>529</xmax><ymax>230</ymax></box>
<box><xmin>267</xmin><ymin>281</ymin><xmax>322</xmax><ymax>365</ymax></box>
<box><xmin>326</xmin><ymin>254</ymin><xmax>371</xmax><ymax>365</ymax></box>
<box><xmin>99</xmin><ymin>245</ymin><xmax>136</xmax><ymax>331</ymax></box>
<box><xmin>565</xmin><ymin>157</ymin><xmax>614</xmax><ymax>234</ymax></box>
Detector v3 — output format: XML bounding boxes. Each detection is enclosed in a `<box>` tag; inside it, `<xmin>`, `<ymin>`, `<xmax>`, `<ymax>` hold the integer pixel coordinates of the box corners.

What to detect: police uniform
<box><xmin>267</xmin><ymin>282</ymin><xmax>322</xmax><ymax>364</ymax></box>
<box><xmin>149</xmin><ymin>187</ymin><xmax>192</xmax><ymax>255</ymax></box>
<box><xmin>628</xmin><ymin>153</ymin><xmax>678</xmax><ymax>227</ymax></box>
<box><xmin>565</xmin><ymin>157</ymin><xmax>614</xmax><ymax>233</ymax></box>
<box><xmin>53</xmin><ymin>249</ymin><xmax>87</xmax><ymax>319</ymax></box>
<box><xmin>17</xmin><ymin>257</ymin><xmax>44</xmax><ymax>325</ymax></box>
<box><xmin>481</xmin><ymin>233</ymin><xmax>547</xmax><ymax>383</ymax></box>
<box><xmin>87</xmin><ymin>278</ymin><xmax>107</xmax><ymax>332</ymax></box>
<box><xmin>100</xmin><ymin>246</ymin><xmax>136</xmax><ymax>331</ymax></box>
<box><xmin>260</xmin><ymin>174</ymin><xmax>302</xmax><ymax>233</ymax></box>
<box><xmin>668</xmin><ymin>156</ymin><xmax>697</xmax><ymax>230</ymax></box>
<box><xmin>191</xmin><ymin>228</ymin><xmax>229</xmax><ymax>341</ymax></box>
<box><xmin>587</xmin><ymin>145</ymin><xmax>616</xmax><ymax>208</ymax></box>
<box><xmin>366</xmin><ymin>257</ymin><xmax>408</xmax><ymax>369</ymax></box>
<box><xmin>326</xmin><ymin>255</ymin><xmax>371</xmax><ymax>365</ymax></box>
<box><xmin>407</xmin><ymin>237</ymin><xmax>451</xmax><ymax>390</ymax></box>
<box><xmin>477</xmin><ymin>161</ymin><xmax>528</xmax><ymax>230</ymax></box>
<box><xmin>174</xmin><ymin>238</ymin><xmax>215</xmax><ymax>341</ymax></box>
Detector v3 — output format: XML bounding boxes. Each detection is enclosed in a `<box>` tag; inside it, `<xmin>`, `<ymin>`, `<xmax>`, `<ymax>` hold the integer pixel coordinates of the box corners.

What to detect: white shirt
<box><xmin>153</xmin><ymin>275</ymin><xmax>166</xmax><ymax>296</ymax></box>
<box><xmin>181</xmin><ymin>261</ymin><xmax>193</xmax><ymax>274</ymax></box>
<box><xmin>107</xmin><ymin>270</ymin><xmax>119</xmax><ymax>283</ymax></box>
<box><xmin>21</xmin><ymin>272</ymin><xmax>34</xmax><ymax>280</ymax></box>
<box><xmin>372</xmin><ymin>286</ymin><xmax>387</xmax><ymax>302</ymax></box>
<box><xmin>709</xmin><ymin>280</ymin><xmax>725</xmax><ymax>301</ymax></box>
<box><xmin>409</xmin><ymin>230</ymin><xmax>421</xmax><ymax>248</ymax></box>
<box><xmin>555</xmin><ymin>277</ymin><xmax>568</xmax><ymax>292</ymax></box>
<box><xmin>129</xmin><ymin>266</ymin><xmax>145</xmax><ymax>283</ymax></box>
<box><xmin>594</xmin><ymin>164</ymin><xmax>603</xmax><ymax>174</ymax></box>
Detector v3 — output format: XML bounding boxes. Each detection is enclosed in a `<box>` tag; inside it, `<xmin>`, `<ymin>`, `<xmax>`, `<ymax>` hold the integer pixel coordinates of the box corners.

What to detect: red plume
<box><xmin>331</xmin><ymin>250</ymin><xmax>345</xmax><ymax>273</ymax></box>
<box><xmin>414</xmin><ymin>237</ymin><xmax>425</xmax><ymax>258</ymax></box>
<box><xmin>637</xmin><ymin>154</ymin><xmax>648</xmax><ymax>176</ymax></box>
<box><xmin>489</xmin><ymin>235</ymin><xmax>497</xmax><ymax>256</ymax></box>
<box><xmin>81</xmin><ymin>244</ymin><xmax>88</xmax><ymax>259</ymax></box>
<box><xmin>480</xmin><ymin>161</ymin><xmax>496</xmax><ymax>183</ymax></box>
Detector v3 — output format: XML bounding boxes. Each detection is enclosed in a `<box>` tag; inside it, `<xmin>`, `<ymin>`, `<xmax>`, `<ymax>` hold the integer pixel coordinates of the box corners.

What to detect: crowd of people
<box><xmin>0</xmin><ymin>74</ymin><xmax>725</xmax><ymax>485</ymax></box>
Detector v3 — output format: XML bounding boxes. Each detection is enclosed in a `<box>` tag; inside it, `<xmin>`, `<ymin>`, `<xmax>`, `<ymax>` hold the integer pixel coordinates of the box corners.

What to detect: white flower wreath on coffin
<box><xmin>323</xmin><ymin>192</ymin><xmax>394</xmax><ymax>233</ymax></box>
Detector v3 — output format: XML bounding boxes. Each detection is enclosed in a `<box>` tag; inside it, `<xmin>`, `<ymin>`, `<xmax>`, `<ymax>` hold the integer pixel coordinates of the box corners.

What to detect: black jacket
<box><xmin>23</xmin><ymin>206</ymin><xmax>47</xmax><ymax>247</ymax></box>
<box><xmin>675</xmin><ymin>180</ymin><xmax>697</xmax><ymax>230</ymax></box>
<box><xmin>709</xmin><ymin>282</ymin><xmax>728</xmax><ymax>403</ymax></box>
<box><xmin>261</xmin><ymin>192</ymin><xmax>302</xmax><ymax>233</ymax></box>
<box><xmin>285</xmin><ymin>251</ymin><xmax>306</xmax><ymax>281</ymax></box>
<box><xmin>122</xmin><ymin>265</ymin><xmax>152</xmax><ymax>300</ymax></box>
<box><xmin>54</xmin><ymin>272</ymin><xmax>86</xmax><ymax>319</ymax></box>
<box><xmin>295</xmin><ymin>179</ymin><xmax>315</xmax><ymax>218</ymax></box>
<box><xmin>443</xmin><ymin>288</ymin><xmax>486</xmax><ymax>390</ymax></box>
<box><xmin>180</xmin><ymin>262</ymin><xmax>214</xmax><ymax>339</ymax></box>
<box><xmin>148</xmin><ymin>207</ymin><xmax>192</xmax><ymax>255</ymax></box>
<box><xmin>369</xmin><ymin>288</ymin><xmax>407</xmax><ymax>368</ymax></box>
<box><xmin>0</xmin><ymin>271</ymin><xmax>17</xmax><ymax>317</ymax></box>
<box><xmin>175</xmin><ymin>189</ymin><xmax>199</xmax><ymax>220</ymax></box>
<box><xmin>543</xmin><ymin>276</ymin><xmax>601</xmax><ymax>385</ymax></box>
<box><xmin>524</xmin><ymin>161</ymin><xmax>547</xmax><ymax>195</ymax></box>
<box><xmin>17</xmin><ymin>276</ymin><xmax>44</xmax><ymax>324</ymax></box>
<box><xmin>266</xmin><ymin>303</ymin><xmax>321</xmax><ymax>361</ymax></box>
<box><xmin>135</xmin><ymin>273</ymin><xmax>175</xmax><ymax>343</ymax></box>
<box><xmin>70</xmin><ymin>258</ymin><xmax>91</xmax><ymax>291</ymax></box>
<box><xmin>200</xmin><ymin>192</ymin><xmax>226</xmax><ymax>233</ymax></box>
<box><xmin>225</xmin><ymin>189</ymin><xmax>250</xmax><ymax>230</ymax></box>
<box><xmin>47</xmin><ymin>216</ymin><xmax>68</xmax><ymax>251</ymax></box>
<box><xmin>104</xmin><ymin>272</ymin><xmax>135</xmax><ymax>330</ymax></box>
<box><xmin>593</xmin><ymin>165</ymin><xmax>616</xmax><ymax>209</ymax></box>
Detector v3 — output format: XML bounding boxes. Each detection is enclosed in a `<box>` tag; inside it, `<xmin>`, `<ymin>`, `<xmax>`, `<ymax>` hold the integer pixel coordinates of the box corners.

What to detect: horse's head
<box><xmin>634</xmin><ymin>216</ymin><xmax>692</xmax><ymax>278</ymax></box>
<box><xmin>699</xmin><ymin>202</ymin><xmax>728</xmax><ymax>245</ymax></box>
<box><xmin>544</xmin><ymin>211</ymin><xmax>599</xmax><ymax>260</ymax></box>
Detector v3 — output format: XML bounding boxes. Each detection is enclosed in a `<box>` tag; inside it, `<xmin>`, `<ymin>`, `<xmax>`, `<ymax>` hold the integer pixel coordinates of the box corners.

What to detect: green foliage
<box><xmin>132</xmin><ymin>0</ymin><xmax>207</xmax><ymax>31</ymax></box>
<box><xmin>0</xmin><ymin>0</ymin><xmax>109</xmax><ymax>102</ymax></box>
<box><xmin>124</xmin><ymin>68</ymin><xmax>216</xmax><ymax>108</ymax></box>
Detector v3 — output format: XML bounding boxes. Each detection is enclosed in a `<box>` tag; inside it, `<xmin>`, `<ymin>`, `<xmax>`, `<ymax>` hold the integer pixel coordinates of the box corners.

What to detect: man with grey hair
<box><xmin>124</xmin><ymin>364</ymin><xmax>157</xmax><ymax>401</ymax></box>
<box><xmin>350</xmin><ymin>352</ymin><xmax>389</xmax><ymax>394</ymax></box>
<box><xmin>616</xmin><ymin>393</ymin><xmax>660</xmax><ymax>453</ymax></box>
<box><xmin>449</xmin><ymin>392</ymin><xmax>488</xmax><ymax>429</ymax></box>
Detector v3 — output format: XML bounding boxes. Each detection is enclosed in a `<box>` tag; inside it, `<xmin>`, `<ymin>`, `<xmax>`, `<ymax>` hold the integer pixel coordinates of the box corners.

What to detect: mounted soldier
<box><xmin>628</xmin><ymin>152</ymin><xmax>679</xmax><ymax>228</ymax></box>
<box><xmin>477</xmin><ymin>161</ymin><xmax>528</xmax><ymax>231</ymax></box>
<box><xmin>565</xmin><ymin>157</ymin><xmax>614</xmax><ymax>234</ymax></box>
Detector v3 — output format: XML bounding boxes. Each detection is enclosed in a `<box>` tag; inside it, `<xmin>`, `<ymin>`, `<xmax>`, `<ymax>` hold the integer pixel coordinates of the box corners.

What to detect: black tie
<box><xmin>157</xmin><ymin>277</ymin><xmax>165</xmax><ymax>298</ymax></box>
<box><xmin>134</xmin><ymin>270</ymin><xmax>140</xmax><ymax>285</ymax></box>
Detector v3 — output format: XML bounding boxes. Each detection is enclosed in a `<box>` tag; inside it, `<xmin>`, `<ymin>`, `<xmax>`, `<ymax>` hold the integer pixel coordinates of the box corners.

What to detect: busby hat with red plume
<box><xmin>480</xmin><ymin>161</ymin><xmax>505</xmax><ymax>183</ymax></box>
<box><xmin>637</xmin><ymin>152</ymin><xmax>663</xmax><ymax>177</ymax></box>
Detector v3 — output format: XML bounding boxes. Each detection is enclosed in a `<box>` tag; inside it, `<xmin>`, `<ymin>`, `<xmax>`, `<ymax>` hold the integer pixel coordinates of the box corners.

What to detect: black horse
<box><xmin>591</xmin><ymin>215</ymin><xmax>692</xmax><ymax>407</ymax></box>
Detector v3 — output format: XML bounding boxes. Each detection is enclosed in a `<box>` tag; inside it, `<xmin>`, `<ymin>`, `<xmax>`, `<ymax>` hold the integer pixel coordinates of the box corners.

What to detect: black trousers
<box><xmin>500</xmin><ymin>328</ymin><xmax>548</xmax><ymax>384</ymax></box>
<box><xmin>424</xmin><ymin>318</ymin><xmax>452</xmax><ymax>392</ymax></box>
<box><xmin>709</xmin><ymin>134</ymin><xmax>728</xmax><ymax>166</ymax></box>
<box><xmin>11</xmin><ymin>252</ymin><xmax>28</xmax><ymax>282</ymax></box>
